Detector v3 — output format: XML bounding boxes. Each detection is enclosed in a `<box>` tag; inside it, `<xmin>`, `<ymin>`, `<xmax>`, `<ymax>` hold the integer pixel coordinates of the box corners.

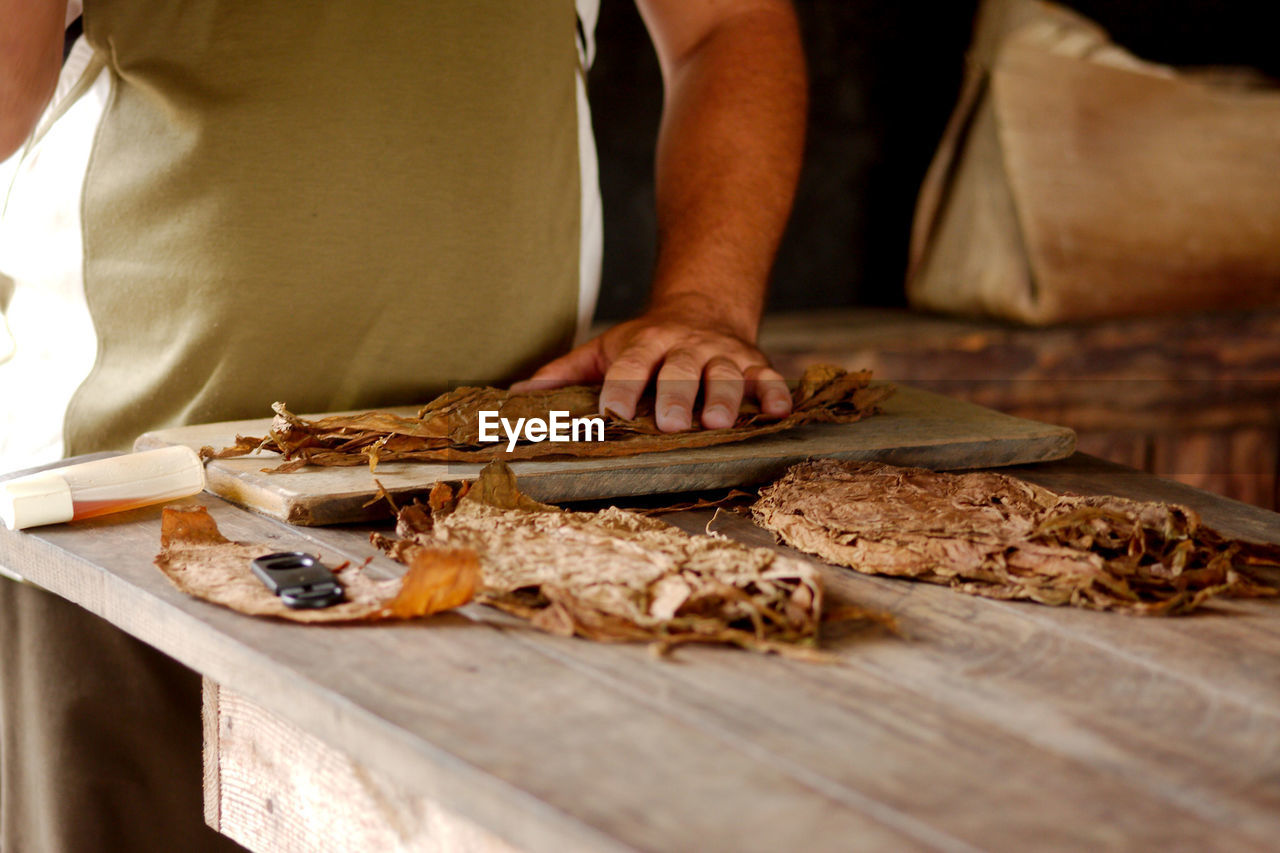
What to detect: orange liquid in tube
<box><xmin>71</xmin><ymin>496</ymin><xmax>181</xmax><ymax>521</ymax></box>
<box><xmin>1</xmin><ymin>447</ymin><xmax>206</xmax><ymax>530</ymax></box>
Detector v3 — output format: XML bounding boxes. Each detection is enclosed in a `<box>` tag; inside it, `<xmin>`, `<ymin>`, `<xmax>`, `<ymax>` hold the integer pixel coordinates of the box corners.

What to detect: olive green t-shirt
<box><xmin>69</xmin><ymin>1</ymin><xmax>583</xmax><ymax>454</ymax></box>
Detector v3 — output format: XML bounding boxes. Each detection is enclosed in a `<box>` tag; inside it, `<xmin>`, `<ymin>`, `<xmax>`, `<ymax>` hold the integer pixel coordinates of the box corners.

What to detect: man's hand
<box><xmin>513</xmin><ymin>295</ymin><xmax>792</xmax><ymax>432</ymax></box>
<box><xmin>520</xmin><ymin>0</ymin><xmax>807</xmax><ymax>432</ymax></box>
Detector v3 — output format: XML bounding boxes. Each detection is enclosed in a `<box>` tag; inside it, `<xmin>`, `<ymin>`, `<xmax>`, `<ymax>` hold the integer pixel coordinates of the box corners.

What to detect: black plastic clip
<box><xmin>250</xmin><ymin>552</ymin><xmax>345</xmax><ymax>609</ymax></box>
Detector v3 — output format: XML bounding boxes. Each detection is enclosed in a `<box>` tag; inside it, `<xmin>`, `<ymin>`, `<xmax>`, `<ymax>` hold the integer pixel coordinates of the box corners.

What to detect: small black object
<box><xmin>250</xmin><ymin>552</ymin><xmax>345</xmax><ymax>609</ymax></box>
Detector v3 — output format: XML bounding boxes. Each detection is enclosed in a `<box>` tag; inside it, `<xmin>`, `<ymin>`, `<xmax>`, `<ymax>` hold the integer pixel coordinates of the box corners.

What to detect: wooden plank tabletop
<box><xmin>2</xmin><ymin>454</ymin><xmax>1278</xmax><ymax>852</ymax></box>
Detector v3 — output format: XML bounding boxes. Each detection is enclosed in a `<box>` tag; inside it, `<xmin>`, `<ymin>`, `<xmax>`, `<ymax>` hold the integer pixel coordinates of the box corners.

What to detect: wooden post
<box><xmin>201</xmin><ymin>678</ymin><xmax>519</xmax><ymax>853</ymax></box>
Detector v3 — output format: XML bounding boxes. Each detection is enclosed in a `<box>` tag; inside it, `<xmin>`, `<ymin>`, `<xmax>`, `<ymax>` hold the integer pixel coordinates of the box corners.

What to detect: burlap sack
<box><xmin>907</xmin><ymin>0</ymin><xmax>1280</xmax><ymax>324</ymax></box>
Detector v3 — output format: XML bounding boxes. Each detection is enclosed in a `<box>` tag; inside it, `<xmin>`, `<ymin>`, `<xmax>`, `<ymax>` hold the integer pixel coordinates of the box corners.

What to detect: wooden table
<box><xmin>2</xmin><ymin>454</ymin><xmax>1279</xmax><ymax>852</ymax></box>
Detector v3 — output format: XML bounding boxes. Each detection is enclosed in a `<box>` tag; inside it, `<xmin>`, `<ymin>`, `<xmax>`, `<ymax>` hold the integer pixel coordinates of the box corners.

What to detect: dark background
<box><xmin>587</xmin><ymin>0</ymin><xmax>1278</xmax><ymax>321</ymax></box>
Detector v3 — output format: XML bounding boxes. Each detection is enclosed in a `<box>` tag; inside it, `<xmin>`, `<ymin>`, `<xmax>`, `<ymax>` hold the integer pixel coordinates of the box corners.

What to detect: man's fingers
<box><xmin>519</xmin><ymin>320</ymin><xmax>790</xmax><ymax>432</ymax></box>
<box><xmin>599</xmin><ymin>335</ymin><xmax>670</xmax><ymax>420</ymax></box>
<box><xmin>653</xmin><ymin>348</ymin><xmax>709</xmax><ymax>432</ymax></box>
<box><xmin>746</xmin><ymin>365</ymin><xmax>793</xmax><ymax>417</ymax></box>
<box><xmin>510</xmin><ymin>342</ymin><xmax>602</xmax><ymax>392</ymax></box>
<box><xmin>700</xmin><ymin>357</ymin><xmax>745</xmax><ymax>429</ymax></box>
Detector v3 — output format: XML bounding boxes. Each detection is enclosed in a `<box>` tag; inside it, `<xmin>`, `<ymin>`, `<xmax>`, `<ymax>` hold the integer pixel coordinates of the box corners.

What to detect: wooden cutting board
<box><xmin>135</xmin><ymin>384</ymin><xmax>1075</xmax><ymax>525</ymax></box>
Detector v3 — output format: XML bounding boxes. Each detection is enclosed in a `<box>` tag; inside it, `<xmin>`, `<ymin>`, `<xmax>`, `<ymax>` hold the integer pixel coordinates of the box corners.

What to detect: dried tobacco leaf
<box><xmin>205</xmin><ymin>365</ymin><xmax>892</xmax><ymax>472</ymax></box>
<box><xmin>386</xmin><ymin>548</ymin><xmax>479</xmax><ymax>618</ymax></box>
<box><xmin>372</xmin><ymin>461</ymin><xmax>890</xmax><ymax>658</ymax></box>
<box><xmin>154</xmin><ymin>506</ymin><xmax>478</xmax><ymax>622</ymax></box>
<box><xmin>622</xmin><ymin>488</ymin><xmax>759</xmax><ymax>517</ymax></box>
<box><xmin>752</xmin><ymin>460</ymin><xmax>1280</xmax><ymax>615</ymax></box>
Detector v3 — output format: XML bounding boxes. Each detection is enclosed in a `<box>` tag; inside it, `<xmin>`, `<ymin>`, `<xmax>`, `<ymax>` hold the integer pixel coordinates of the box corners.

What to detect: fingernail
<box><xmin>659</xmin><ymin>406</ymin><xmax>690</xmax><ymax>432</ymax></box>
<box><xmin>600</xmin><ymin>400</ymin><xmax>631</xmax><ymax>420</ymax></box>
<box><xmin>702</xmin><ymin>405</ymin><xmax>731</xmax><ymax>429</ymax></box>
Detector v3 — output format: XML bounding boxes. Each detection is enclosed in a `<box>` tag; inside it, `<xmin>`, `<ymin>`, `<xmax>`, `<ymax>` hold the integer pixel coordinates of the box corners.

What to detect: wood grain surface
<box><xmin>134</xmin><ymin>384</ymin><xmax>1075</xmax><ymax>525</ymax></box>
<box><xmin>2</xmin><ymin>454</ymin><xmax>1278</xmax><ymax>852</ymax></box>
<box><xmin>204</xmin><ymin>679</ymin><xmax>517</xmax><ymax>853</ymax></box>
<box><xmin>757</xmin><ymin>307</ymin><xmax>1280</xmax><ymax>510</ymax></box>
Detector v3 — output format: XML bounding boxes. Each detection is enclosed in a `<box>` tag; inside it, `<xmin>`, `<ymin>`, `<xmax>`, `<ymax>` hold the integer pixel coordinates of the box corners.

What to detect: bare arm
<box><xmin>516</xmin><ymin>0</ymin><xmax>807</xmax><ymax>432</ymax></box>
<box><xmin>639</xmin><ymin>0</ymin><xmax>806</xmax><ymax>348</ymax></box>
<box><xmin>0</xmin><ymin>0</ymin><xmax>67</xmax><ymax>161</ymax></box>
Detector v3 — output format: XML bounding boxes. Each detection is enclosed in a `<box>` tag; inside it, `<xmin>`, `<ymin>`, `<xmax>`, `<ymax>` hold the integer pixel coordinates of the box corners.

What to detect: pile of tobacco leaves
<box><xmin>752</xmin><ymin>459</ymin><xmax>1280</xmax><ymax>615</ymax></box>
<box><xmin>372</xmin><ymin>461</ymin><xmax>890</xmax><ymax>658</ymax></box>
<box><xmin>204</xmin><ymin>365</ymin><xmax>892</xmax><ymax>472</ymax></box>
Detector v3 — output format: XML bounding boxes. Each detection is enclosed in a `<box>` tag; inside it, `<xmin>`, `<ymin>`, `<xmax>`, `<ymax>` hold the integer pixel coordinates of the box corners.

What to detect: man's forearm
<box><xmin>0</xmin><ymin>0</ymin><xmax>67</xmax><ymax>161</ymax></box>
<box><xmin>515</xmin><ymin>1</ymin><xmax>806</xmax><ymax>431</ymax></box>
<box><xmin>643</xmin><ymin>1</ymin><xmax>807</xmax><ymax>340</ymax></box>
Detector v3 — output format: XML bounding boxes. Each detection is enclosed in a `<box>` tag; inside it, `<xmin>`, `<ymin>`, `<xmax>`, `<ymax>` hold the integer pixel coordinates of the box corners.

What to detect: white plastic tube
<box><xmin>0</xmin><ymin>446</ymin><xmax>205</xmax><ymax>530</ymax></box>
